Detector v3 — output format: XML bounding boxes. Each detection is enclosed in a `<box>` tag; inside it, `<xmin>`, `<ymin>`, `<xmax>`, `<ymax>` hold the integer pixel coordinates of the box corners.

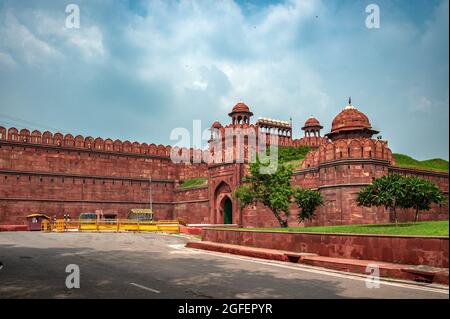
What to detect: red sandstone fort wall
<box><xmin>0</xmin><ymin>125</ymin><xmax>448</xmax><ymax>227</ymax></box>
<box><xmin>173</xmin><ymin>186</ymin><xmax>209</xmax><ymax>224</ymax></box>
<box><xmin>0</xmin><ymin>167</ymin><xmax>177</xmax><ymax>224</ymax></box>
<box><xmin>240</xmin><ymin>161</ymin><xmax>448</xmax><ymax>228</ymax></box>
<box><xmin>0</xmin><ymin>202</ymin><xmax>173</xmax><ymax>226</ymax></box>
<box><xmin>0</xmin><ymin>126</ymin><xmax>208</xmax><ymax>224</ymax></box>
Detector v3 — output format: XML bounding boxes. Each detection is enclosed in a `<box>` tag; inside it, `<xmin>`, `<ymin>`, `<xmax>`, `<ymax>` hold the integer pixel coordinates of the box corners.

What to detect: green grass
<box><xmin>239</xmin><ymin>220</ymin><xmax>449</xmax><ymax>236</ymax></box>
<box><xmin>179</xmin><ymin>177</ymin><xmax>207</xmax><ymax>188</ymax></box>
<box><xmin>275</xmin><ymin>146</ymin><xmax>312</xmax><ymax>169</ymax></box>
<box><xmin>256</xmin><ymin>146</ymin><xmax>312</xmax><ymax>170</ymax></box>
<box><xmin>282</xmin><ymin>159</ymin><xmax>304</xmax><ymax>170</ymax></box>
<box><xmin>393</xmin><ymin>153</ymin><xmax>448</xmax><ymax>172</ymax></box>
<box><xmin>278</xmin><ymin>145</ymin><xmax>311</xmax><ymax>164</ymax></box>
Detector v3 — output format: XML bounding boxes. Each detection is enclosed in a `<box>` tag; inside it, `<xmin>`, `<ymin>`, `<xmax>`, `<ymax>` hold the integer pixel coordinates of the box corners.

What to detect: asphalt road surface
<box><xmin>0</xmin><ymin>232</ymin><xmax>448</xmax><ymax>299</ymax></box>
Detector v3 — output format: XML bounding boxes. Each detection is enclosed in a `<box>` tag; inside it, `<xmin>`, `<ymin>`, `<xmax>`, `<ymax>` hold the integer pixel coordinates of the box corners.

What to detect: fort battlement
<box><xmin>301</xmin><ymin>138</ymin><xmax>394</xmax><ymax>169</ymax></box>
<box><xmin>0</xmin><ymin>126</ymin><xmax>212</xmax><ymax>160</ymax></box>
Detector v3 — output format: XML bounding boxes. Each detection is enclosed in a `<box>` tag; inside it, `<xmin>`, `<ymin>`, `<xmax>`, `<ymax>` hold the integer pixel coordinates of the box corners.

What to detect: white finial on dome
<box><xmin>344</xmin><ymin>96</ymin><xmax>356</xmax><ymax>110</ymax></box>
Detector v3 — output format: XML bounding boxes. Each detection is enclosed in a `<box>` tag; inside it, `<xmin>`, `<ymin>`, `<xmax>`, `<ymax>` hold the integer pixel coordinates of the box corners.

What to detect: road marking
<box><xmin>130</xmin><ymin>282</ymin><xmax>161</xmax><ymax>294</ymax></box>
<box><xmin>169</xmin><ymin>244</ymin><xmax>200</xmax><ymax>254</ymax></box>
<box><xmin>168</xmin><ymin>244</ymin><xmax>187</xmax><ymax>250</ymax></box>
<box><xmin>185</xmin><ymin>247</ymin><xmax>449</xmax><ymax>295</ymax></box>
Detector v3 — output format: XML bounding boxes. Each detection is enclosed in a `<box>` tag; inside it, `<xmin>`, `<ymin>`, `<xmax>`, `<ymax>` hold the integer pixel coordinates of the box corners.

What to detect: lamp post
<box><xmin>149</xmin><ymin>177</ymin><xmax>153</xmax><ymax>211</ymax></box>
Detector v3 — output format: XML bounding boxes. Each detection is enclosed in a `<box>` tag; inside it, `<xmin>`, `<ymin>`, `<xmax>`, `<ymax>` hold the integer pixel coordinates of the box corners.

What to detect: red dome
<box><xmin>231</xmin><ymin>102</ymin><xmax>250</xmax><ymax>113</ymax></box>
<box><xmin>228</xmin><ymin>102</ymin><xmax>253</xmax><ymax>118</ymax></box>
<box><xmin>211</xmin><ymin>121</ymin><xmax>222</xmax><ymax>129</ymax></box>
<box><xmin>325</xmin><ymin>104</ymin><xmax>379</xmax><ymax>140</ymax></box>
<box><xmin>304</xmin><ymin>117</ymin><xmax>321</xmax><ymax>127</ymax></box>
<box><xmin>331</xmin><ymin>106</ymin><xmax>372</xmax><ymax>132</ymax></box>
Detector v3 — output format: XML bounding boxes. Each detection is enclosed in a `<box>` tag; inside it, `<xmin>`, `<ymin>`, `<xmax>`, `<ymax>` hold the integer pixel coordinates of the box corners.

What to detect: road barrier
<box><xmin>43</xmin><ymin>219</ymin><xmax>180</xmax><ymax>233</ymax></box>
<box><xmin>41</xmin><ymin>220</ymin><xmax>52</xmax><ymax>232</ymax></box>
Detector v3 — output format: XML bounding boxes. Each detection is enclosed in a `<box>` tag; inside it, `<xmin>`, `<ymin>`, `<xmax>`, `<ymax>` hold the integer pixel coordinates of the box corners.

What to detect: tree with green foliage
<box><xmin>357</xmin><ymin>174</ymin><xmax>408</xmax><ymax>225</ymax></box>
<box><xmin>402</xmin><ymin>176</ymin><xmax>446</xmax><ymax>222</ymax></box>
<box><xmin>234</xmin><ymin>157</ymin><xmax>294</xmax><ymax>228</ymax></box>
<box><xmin>293</xmin><ymin>187</ymin><xmax>324</xmax><ymax>222</ymax></box>
<box><xmin>358</xmin><ymin>174</ymin><xmax>446</xmax><ymax>224</ymax></box>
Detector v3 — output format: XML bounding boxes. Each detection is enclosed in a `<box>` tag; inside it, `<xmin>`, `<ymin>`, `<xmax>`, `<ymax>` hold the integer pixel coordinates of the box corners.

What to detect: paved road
<box><xmin>0</xmin><ymin>232</ymin><xmax>447</xmax><ymax>299</ymax></box>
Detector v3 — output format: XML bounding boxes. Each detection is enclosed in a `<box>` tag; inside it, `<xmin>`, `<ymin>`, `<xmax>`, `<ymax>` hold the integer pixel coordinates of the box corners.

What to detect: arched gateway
<box><xmin>222</xmin><ymin>197</ymin><xmax>232</xmax><ymax>224</ymax></box>
<box><xmin>214</xmin><ymin>182</ymin><xmax>233</xmax><ymax>224</ymax></box>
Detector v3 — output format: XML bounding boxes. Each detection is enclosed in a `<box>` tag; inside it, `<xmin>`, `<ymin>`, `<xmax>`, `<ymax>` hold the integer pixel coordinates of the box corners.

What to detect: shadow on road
<box><xmin>0</xmin><ymin>237</ymin><xmax>345</xmax><ymax>299</ymax></box>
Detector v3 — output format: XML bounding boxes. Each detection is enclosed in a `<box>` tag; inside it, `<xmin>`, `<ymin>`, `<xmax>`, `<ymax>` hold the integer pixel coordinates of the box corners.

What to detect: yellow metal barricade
<box><xmin>54</xmin><ymin>218</ymin><xmax>179</xmax><ymax>233</ymax></box>
<box><xmin>157</xmin><ymin>221</ymin><xmax>180</xmax><ymax>232</ymax></box>
<box><xmin>78</xmin><ymin>219</ymin><xmax>98</xmax><ymax>231</ymax></box>
<box><xmin>41</xmin><ymin>220</ymin><xmax>51</xmax><ymax>232</ymax></box>
<box><xmin>54</xmin><ymin>219</ymin><xmax>65</xmax><ymax>232</ymax></box>
<box><xmin>137</xmin><ymin>221</ymin><xmax>159</xmax><ymax>232</ymax></box>
<box><xmin>65</xmin><ymin>220</ymin><xmax>79</xmax><ymax>231</ymax></box>
<box><xmin>97</xmin><ymin>220</ymin><xmax>118</xmax><ymax>231</ymax></box>
<box><xmin>120</xmin><ymin>220</ymin><xmax>140</xmax><ymax>231</ymax></box>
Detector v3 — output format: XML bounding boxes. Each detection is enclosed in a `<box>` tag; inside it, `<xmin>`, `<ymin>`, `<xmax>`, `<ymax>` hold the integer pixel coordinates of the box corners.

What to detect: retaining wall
<box><xmin>202</xmin><ymin>228</ymin><xmax>449</xmax><ymax>268</ymax></box>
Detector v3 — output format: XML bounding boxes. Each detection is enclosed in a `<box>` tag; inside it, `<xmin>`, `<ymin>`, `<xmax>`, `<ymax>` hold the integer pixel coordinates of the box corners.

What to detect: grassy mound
<box><xmin>278</xmin><ymin>146</ymin><xmax>312</xmax><ymax>169</ymax></box>
<box><xmin>393</xmin><ymin>153</ymin><xmax>448</xmax><ymax>172</ymax></box>
<box><xmin>179</xmin><ymin>177</ymin><xmax>207</xmax><ymax>188</ymax></box>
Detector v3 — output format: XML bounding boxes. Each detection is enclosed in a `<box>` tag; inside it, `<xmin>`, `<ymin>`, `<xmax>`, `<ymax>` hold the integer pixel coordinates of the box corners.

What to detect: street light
<box><xmin>149</xmin><ymin>177</ymin><xmax>153</xmax><ymax>211</ymax></box>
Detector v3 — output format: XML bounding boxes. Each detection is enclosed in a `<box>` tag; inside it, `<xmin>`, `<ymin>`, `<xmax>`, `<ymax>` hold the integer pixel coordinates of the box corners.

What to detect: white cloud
<box><xmin>65</xmin><ymin>26</ymin><xmax>105</xmax><ymax>59</ymax></box>
<box><xmin>124</xmin><ymin>0</ymin><xmax>328</xmax><ymax>121</ymax></box>
<box><xmin>0</xmin><ymin>11</ymin><xmax>59</xmax><ymax>64</ymax></box>
<box><xmin>0</xmin><ymin>0</ymin><xmax>447</xmax><ymax>159</ymax></box>
<box><xmin>0</xmin><ymin>52</ymin><xmax>16</xmax><ymax>68</ymax></box>
<box><xmin>32</xmin><ymin>10</ymin><xmax>106</xmax><ymax>61</ymax></box>
<box><xmin>0</xmin><ymin>9</ymin><xmax>105</xmax><ymax>65</ymax></box>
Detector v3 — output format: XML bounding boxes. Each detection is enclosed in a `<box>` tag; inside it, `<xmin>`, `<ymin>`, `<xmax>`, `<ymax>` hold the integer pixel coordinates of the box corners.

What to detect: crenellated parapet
<box><xmin>291</xmin><ymin>136</ymin><xmax>327</xmax><ymax>147</ymax></box>
<box><xmin>0</xmin><ymin>125</ymin><xmax>217</xmax><ymax>166</ymax></box>
<box><xmin>300</xmin><ymin>138</ymin><xmax>394</xmax><ymax>169</ymax></box>
<box><xmin>0</xmin><ymin>126</ymin><xmax>179</xmax><ymax>158</ymax></box>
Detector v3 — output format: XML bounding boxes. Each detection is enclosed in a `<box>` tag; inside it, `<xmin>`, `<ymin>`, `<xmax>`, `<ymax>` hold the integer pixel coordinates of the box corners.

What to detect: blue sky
<box><xmin>0</xmin><ymin>0</ymin><xmax>448</xmax><ymax>159</ymax></box>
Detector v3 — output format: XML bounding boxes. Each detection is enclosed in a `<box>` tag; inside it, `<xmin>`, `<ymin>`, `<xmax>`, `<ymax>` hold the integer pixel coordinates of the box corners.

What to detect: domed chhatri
<box><xmin>229</xmin><ymin>101</ymin><xmax>253</xmax><ymax>125</ymax></box>
<box><xmin>304</xmin><ymin>117</ymin><xmax>320</xmax><ymax>127</ymax></box>
<box><xmin>231</xmin><ymin>102</ymin><xmax>251</xmax><ymax>113</ymax></box>
<box><xmin>302</xmin><ymin>116</ymin><xmax>322</xmax><ymax>129</ymax></box>
<box><xmin>325</xmin><ymin>98</ymin><xmax>379</xmax><ymax>140</ymax></box>
<box><xmin>301</xmin><ymin>116</ymin><xmax>323</xmax><ymax>139</ymax></box>
<box><xmin>211</xmin><ymin>120</ymin><xmax>223</xmax><ymax>129</ymax></box>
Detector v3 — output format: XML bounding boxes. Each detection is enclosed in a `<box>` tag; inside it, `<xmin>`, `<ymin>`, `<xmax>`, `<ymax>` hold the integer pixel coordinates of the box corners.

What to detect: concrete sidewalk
<box><xmin>186</xmin><ymin>241</ymin><xmax>449</xmax><ymax>285</ymax></box>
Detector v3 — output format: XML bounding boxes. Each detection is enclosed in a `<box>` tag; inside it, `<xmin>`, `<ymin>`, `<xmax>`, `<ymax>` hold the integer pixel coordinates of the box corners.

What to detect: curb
<box><xmin>0</xmin><ymin>225</ymin><xmax>27</xmax><ymax>232</ymax></box>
